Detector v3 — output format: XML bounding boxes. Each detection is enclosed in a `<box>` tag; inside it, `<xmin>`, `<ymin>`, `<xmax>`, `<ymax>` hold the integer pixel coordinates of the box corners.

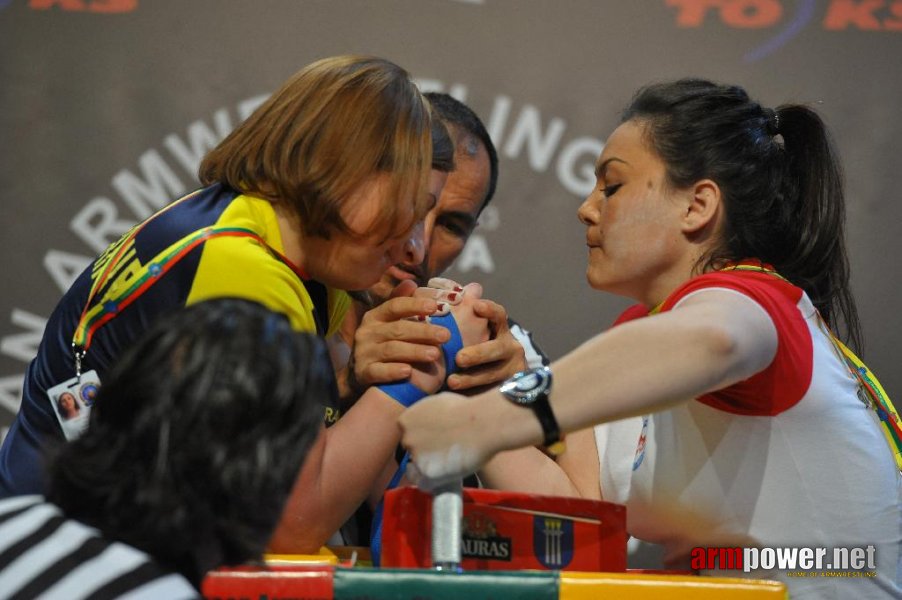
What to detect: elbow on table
<box><xmin>267</xmin><ymin>507</ymin><xmax>336</xmax><ymax>554</ymax></box>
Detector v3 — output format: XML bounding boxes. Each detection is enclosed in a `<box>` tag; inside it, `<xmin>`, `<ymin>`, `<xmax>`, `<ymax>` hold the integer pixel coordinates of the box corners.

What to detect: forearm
<box><xmin>368</xmin><ymin>458</ymin><xmax>399</xmax><ymax>509</ymax></box>
<box><xmin>269</xmin><ymin>388</ymin><xmax>403</xmax><ymax>552</ymax></box>
<box><xmin>479</xmin><ymin>447</ymin><xmax>585</xmax><ymax>498</ymax></box>
<box><xmin>399</xmin><ymin>293</ymin><xmax>777</xmax><ymax>487</ymax></box>
<box><xmin>485</xmin><ymin>302</ymin><xmax>773</xmax><ymax>454</ymax></box>
<box><xmin>479</xmin><ymin>424</ymin><xmax>600</xmax><ymax>500</ymax></box>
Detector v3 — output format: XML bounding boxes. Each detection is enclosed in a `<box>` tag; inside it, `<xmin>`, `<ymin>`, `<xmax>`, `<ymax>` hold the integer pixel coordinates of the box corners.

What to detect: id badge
<box><xmin>47</xmin><ymin>370</ymin><xmax>101</xmax><ymax>441</ymax></box>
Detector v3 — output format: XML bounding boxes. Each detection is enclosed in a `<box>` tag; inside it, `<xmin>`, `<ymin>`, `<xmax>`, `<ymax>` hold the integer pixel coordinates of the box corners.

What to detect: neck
<box><xmin>273</xmin><ymin>202</ymin><xmax>306</xmax><ymax>269</ymax></box>
<box><xmin>638</xmin><ymin>250</ymin><xmax>707</xmax><ymax>309</ymax></box>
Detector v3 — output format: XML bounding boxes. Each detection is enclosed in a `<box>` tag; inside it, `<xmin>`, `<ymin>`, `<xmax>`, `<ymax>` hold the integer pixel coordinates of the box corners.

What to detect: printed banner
<box><xmin>1</xmin><ymin>0</ymin><xmax>900</xmax><ymax>437</ymax></box>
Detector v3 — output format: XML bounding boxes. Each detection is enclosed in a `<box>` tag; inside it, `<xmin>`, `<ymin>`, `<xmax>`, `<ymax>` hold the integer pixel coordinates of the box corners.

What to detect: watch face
<box><xmin>500</xmin><ymin>367</ymin><xmax>551</xmax><ymax>406</ymax></box>
<box><xmin>515</xmin><ymin>373</ymin><xmax>541</xmax><ymax>391</ymax></box>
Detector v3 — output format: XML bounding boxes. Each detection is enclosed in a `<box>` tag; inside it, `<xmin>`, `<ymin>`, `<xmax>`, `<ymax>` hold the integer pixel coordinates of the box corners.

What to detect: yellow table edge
<box><xmin>263</xmin><ymin>547</ymin><xmax>340</xmax><ymax>566</ymax></box>
<box><xmin>560</xmin><ymin>571</ymin><xmax>788</xmax><ymax>599</ymax></box>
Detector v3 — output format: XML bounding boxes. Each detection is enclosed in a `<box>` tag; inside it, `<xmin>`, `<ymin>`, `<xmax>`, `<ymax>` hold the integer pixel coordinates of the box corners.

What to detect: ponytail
<box><xmin>772</xmin><ymin>105</ymin><xmax>861</xmax><ymax>351</ymax></box>
<box><xmin>623</xmin><ymin>79</ymin><xmax>862</xmax><ymax>351</ymax></box>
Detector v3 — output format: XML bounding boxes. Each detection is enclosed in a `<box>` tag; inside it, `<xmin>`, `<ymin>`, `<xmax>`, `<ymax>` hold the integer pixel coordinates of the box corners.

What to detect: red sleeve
<box><xmin>611</xmin><ymin>303</ymin><xmax>649</xmax><ymax>327</ymax></box>
<box><xmin>660</xmin><ymin>271</ymin><xmax>813</xmax><ymax>416</ymax></box>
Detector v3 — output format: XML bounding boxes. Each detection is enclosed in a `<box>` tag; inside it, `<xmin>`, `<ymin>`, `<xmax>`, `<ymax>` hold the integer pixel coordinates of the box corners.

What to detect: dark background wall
<box><xmin>2</xmin><ymin>0</ymin><xmax>900</xmax><ymax>436</ymax></box>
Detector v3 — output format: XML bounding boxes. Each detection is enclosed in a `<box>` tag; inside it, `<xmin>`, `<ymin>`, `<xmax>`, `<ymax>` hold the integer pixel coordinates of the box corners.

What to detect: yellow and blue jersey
<box><xmin>0</xmin><ymin>183</ymin><xmax>349</xmax><ymax>497</ymax></box>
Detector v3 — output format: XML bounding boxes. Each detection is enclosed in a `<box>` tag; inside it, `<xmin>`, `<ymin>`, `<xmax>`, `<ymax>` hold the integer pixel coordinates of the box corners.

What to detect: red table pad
<box><xmin>380</xmin><ymin>486</ymin><xmax>627</xmax><ymax>572</ymax></box>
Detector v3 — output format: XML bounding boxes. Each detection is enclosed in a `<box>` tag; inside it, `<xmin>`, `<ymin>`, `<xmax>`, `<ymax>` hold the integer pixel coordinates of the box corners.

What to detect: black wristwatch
<box><xmin>499</xmin><ymin>366</ymin><xmax>566</xmax><ymax>456</ymax></box>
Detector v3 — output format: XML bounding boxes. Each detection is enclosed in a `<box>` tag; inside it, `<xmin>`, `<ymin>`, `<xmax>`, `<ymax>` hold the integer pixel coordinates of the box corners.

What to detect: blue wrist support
<box><xmin>370</xmin><ymin>451</ymin><xmax>410</xmax><ymax>567</ymax></box>
<box><xmin>376</xmin><ymin>312</ymin><xmax>463</xmax><ymax>408</ymax></box>
<box><xmin>378</xmin><ymin>381</ymin><xmax>428</xmax><ymax>408</ymax></box>
<box><xmin>430</xmin><ymin>312</ymin><xmax>463</xmax><ymax>376</ymax></box>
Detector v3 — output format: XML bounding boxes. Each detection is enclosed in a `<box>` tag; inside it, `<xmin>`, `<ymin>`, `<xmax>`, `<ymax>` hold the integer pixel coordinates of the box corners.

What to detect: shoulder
<box><xmin>0</xmin><ymin>494</ymin><xmax>46</xmax><ymax>519</ymax></box>
<box><xmin>662</xmin><ymin>270</ymin><xmax>803</xmax><ymax>314</ymax></box>
<box><xmin>0</xmin><ymin>498</ymin><xmax>199</xmax><ymax>599</ymax></box>
<box><xmin>664</xmin><ymin>270</ymin><xmax>815</xmax><ymax>416</ymax></box>
<box><xmin>663</xmin><ymin>270</ymin><xmax>811</xmax><ymax>368</ymax></box>
<box><xmin>186</xmin><ymin>234</ymin><xmax>313</xmax><ymax>329</ymax></box>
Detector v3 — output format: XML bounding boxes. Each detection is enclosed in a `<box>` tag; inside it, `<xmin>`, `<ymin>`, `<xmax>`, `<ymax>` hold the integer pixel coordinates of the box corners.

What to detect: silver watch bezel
<box><xmin>499</xmin><ymin>366</ymin><xmax>552</xmax><ymax>406</ymax></box>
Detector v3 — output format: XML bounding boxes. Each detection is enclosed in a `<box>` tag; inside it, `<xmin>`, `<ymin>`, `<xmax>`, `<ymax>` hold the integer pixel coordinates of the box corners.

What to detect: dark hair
<box><xmin>46</xmin><ymin>299</ymin><xmax>333</xmax><ymax>585</ymax></box>
<box><xmin>622</xmin><ymin>78</ymin><xmax>861</xmax><ymax>350</ymax></box>
<box><xmin>431</xmin><ymin>115</ymin><xmax>455</xmax><ymax>173</ymax></box>
<box><xmin>425</xmin><ymin>92</ymin><xmax>499</xmax><ymax>212</ymax></box>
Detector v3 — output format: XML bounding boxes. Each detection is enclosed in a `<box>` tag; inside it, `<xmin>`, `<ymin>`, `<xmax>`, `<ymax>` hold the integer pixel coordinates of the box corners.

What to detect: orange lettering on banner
<box><xmin>823</xmin><ymin>0</ymin><xmax>884</xmax><ymax>30</ymax></box>
<box><xmin>88</xmin><ymin>0</ymin><xmax>136</xmax><ymax>13</ymax></box>
<box><xmin>886</xmin><ymin>0</ymin><xmax>902</xmax><ymax>30</ymax></box>
<box><xmin>721</xmin><ymin>0</ymin><xmax>782</xmax><ymax>27</ymax></box>
<box><xmin>666</xmin><ymin>0</ymin><xmax>726</xmax><ymax>27</ymax></box>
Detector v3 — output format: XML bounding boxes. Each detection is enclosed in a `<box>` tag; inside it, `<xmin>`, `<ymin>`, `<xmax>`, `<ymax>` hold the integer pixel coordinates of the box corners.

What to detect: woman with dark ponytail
<box><xmin>621</xmin><ymin>80</ymin><xmax>860</xmax><ymax>350</ymax></box>
<box><xmin>399</xmin><ymin>79</ymin><xmax>901</xmax><ymax>598</ymax></box>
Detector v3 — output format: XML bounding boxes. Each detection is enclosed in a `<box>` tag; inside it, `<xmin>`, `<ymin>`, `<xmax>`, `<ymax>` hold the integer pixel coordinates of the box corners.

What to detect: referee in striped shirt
<box><xmin>0</xmin><ymin>299</ymin><xmax>329</xmax><ymax>598</ymax></box>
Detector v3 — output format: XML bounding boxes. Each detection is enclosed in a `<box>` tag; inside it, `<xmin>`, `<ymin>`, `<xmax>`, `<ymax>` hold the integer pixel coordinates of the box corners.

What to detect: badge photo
<box><xmin>47</xmin><ymin>370</ymin><xmax>101</xmax><ymax>441</ymax></box>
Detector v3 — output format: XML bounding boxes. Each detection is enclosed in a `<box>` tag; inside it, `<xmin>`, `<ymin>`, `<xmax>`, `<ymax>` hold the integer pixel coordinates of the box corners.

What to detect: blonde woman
<box><xmin>2</xmin><ymin>55</ymin><xmax>488</xmax><ymax>553</ymax></box>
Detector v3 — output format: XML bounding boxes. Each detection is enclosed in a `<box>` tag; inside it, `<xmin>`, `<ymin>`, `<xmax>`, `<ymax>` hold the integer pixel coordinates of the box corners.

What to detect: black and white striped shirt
<box><xmin>0</xmin><ymin>495</ymin><xmax>198</xmax><ymax>599</ymax></box>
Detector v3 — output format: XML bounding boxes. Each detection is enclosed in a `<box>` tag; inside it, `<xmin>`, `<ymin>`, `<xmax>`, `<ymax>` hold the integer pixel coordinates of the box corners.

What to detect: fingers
<box><xmin>403</xmin><ymin>439</ymin><xmax>479</xmax><ymax>489</ymax></box>
<box><xmin>415</xmin><ymin>279</ymin><xmax>483</xmax><ymax>305</ymax></box>
<box><xmin>412</xmin><ymin>286</ymin><xmax>465</xmax><ymax>307</ymax></box>
<box><xmin>358</xmin><ymin>318</ymin><xmax>450</xmax><ymax>346</ymax></box>
<box><xmin>426</xmin><ymin>277</ymin><xmax>463</xmax><ymax>291</ymax></box>
<box><xmin>375</xmin><ymin>338</ymin><xmax>443</xmax><ymax>364</ymax></box>
<box><xmin>448</xmin><ymin>333</ymin><xmax>528</xmax><ymax>391</ymax></box>
<box><xmin>455</xmin><ymin>339</ymin><xmax>505</xmax><ymax>370</ymax></box>
<box><xmin>357</xmin><ymin>281</ymin><xmax>497</xmax><ymax>392</ymax></box>
<box><xmin>447</xmin><ymin>363</ymin><xmax>510</xmax><ymax>391</ymax></box>
<box><xmin>353</xmin><ymin>298</ymin><xmax>452</xmax><ymax>389</ymax></box>
<box><xmin>412</xmin><ymin>285</ymin><xmax>468</xmax><ymax>318</ymax></box>
<box><xmin>355</xmin><ymin>347</ymin><xmax>446</xmax><ymax>388</ymax></box>
<box><xmin>455</xmin><ymin>333</ymin><xmax>524</xmax><ymax>370</ymax></box>
<box><xmin>366</xmin><ymin>295</ymin><xmax>440</xmax><ymax>324</ymax></box>
<box><xmin>425</xmin><ymin>277</ymin><xmax>483</xmax><ymax>303</ymax></box>
<box><xmin>398</xmin><ymin>393</ymin><xmax>487</xmax><ymax>487</ymax></box>
<box><xmin>389</xmin><ymin>279</ymin><xmax>418</xmax><ymax>299</ymax></box>
<box><xmin>358</xmin><ymin>360</ymin><xmax>414</xmax><ymax>386</ymax></box>
<box><xmin>404</xmin><ymin>459</ymin><xmax>467</xmax><ymax>492</ymax></box>
<box><xmin>461</xmin><ymin>282</ymin><xmax>483</xmax><ymax>300</ymax></box>
<box><xmin>471</xmin><ymin>299</ymin><xmax>510</xmax><ymax>335</ymax></box>
<box><xmin>353</xmin><ymin>324</ymin><xmax>449</xmax><ymax>389</ymax></box>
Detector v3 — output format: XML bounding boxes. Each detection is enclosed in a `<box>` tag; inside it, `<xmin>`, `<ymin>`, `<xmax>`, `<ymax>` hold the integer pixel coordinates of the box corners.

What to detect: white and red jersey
<box><xmin>598</xmin><ymin>269</ymin><xmax>901</xmax><ymax>598</ymax></box>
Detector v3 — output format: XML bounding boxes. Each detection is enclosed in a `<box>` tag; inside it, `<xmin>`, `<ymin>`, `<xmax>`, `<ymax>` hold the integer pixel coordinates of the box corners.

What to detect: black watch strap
<box><xmin>500</xmin><ymin>367</ymin><xmax>565</xmax><ymax>455</ymax></box>
<box><xmin>533</xmin><ymin>393</ymin><xmax>563</xmax><ymax>449</ymax></box>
